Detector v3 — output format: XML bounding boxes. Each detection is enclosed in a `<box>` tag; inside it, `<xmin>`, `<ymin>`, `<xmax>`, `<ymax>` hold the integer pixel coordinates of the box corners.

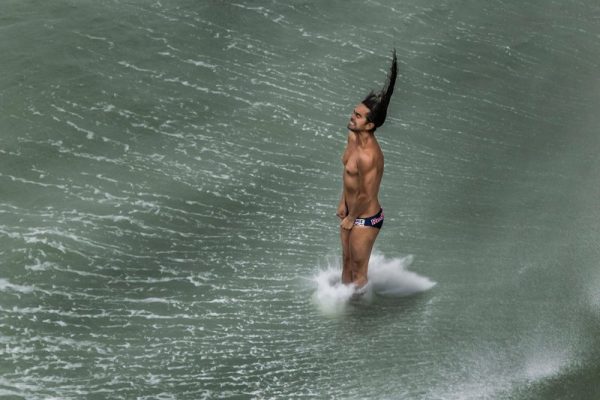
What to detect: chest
<box><xmin>342</xmin><ymin>144</ymin><xmax>360</xmax><ymax>175</ymax></box>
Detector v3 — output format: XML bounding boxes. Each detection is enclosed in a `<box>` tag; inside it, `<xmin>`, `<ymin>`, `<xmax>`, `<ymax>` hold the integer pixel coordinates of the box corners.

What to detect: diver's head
<box><xmin>347</xmin><ymin>103</ymin><xmax>375</xmax><ymax>133</ymax></box>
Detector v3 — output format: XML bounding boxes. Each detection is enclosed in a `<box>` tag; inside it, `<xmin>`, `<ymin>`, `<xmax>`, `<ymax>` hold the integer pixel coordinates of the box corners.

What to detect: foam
<box><xmin>0</xmin><ymin>278</ymin><xmax>35</xmax><ymax>294</ymax></box>
<box><xmin>311</xmin><ymin>252</ymin><xmax>436</xmax><ymax>315</ymax></box>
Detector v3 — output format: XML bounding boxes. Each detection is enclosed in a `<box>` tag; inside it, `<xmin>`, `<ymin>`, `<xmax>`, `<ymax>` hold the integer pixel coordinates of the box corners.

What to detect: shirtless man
<box><xmin>336</xmin><ymin>50</ymin><xmax>397</xmax><ymax>292</ymax></box>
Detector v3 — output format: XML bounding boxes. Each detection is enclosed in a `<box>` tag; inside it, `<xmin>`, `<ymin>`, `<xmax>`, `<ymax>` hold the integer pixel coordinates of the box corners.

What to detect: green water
<box><xmin>1</xmin><ymin>0</ymin><xmax>600</xmax><ymax>398</ymax></box>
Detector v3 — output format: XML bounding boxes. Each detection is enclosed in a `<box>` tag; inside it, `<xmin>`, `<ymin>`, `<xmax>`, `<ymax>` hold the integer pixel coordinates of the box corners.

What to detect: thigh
<box><xmin>340</xmin><ymin>226</ymin><xmax>350</xmax><ymax>259</ymax></box>
<box><xmin>349</xmin><ymin>226</ymin><xmax>380</xmax><ymax>266</ymax></box>
<box><xmin>340</xmin><ymin>226</ymin><xmax>353</xmax><ymax>284</ymax></box>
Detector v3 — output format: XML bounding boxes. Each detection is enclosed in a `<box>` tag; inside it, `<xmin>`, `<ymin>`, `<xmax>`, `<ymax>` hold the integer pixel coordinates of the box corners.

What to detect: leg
<box><xmin>340</xmin><ymin>227</ymin><xmax>352</xmax><ymax>284</ymax></box>
<box><xmin>348</xmin><ymin>226</ymin><xmax>380</xmax><ymax>288</ymax></box>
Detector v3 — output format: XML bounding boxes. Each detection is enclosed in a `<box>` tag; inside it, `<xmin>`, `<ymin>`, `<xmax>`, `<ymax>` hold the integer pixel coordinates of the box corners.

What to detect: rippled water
<box><xmin>2</xmin><ymin>0</ymin><xmax>600</xmax><ymax>399</ymax></box>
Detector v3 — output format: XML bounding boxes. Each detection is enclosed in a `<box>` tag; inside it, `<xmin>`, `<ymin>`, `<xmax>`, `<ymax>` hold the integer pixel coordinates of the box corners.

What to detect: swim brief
<box><xmin>354</xmin><ymin>208</ymin><xmax>384</xmax><ymax>229</ymax></box>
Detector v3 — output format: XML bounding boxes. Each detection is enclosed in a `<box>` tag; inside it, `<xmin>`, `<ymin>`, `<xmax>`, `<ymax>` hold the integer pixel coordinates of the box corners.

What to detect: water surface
<box><xmin>1</xmin><ymin>0</ymin><xmax>600</xmax><ymax>398</ymax></box>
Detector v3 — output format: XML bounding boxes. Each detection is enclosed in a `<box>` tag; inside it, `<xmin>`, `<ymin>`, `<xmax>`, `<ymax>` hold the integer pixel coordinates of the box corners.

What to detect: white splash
<box><xmin>312</xmin><ymin>252</ymin><xmax>436</xmax><ymax>315</ymax></box>
<box><xmin>523</xmin><ymin>350</ymin><xmax>569</xmax><ymax>382</ymax></box>
<box><xmin>368</xmin><ymin>253</ymin><xmax>437</xmax><ymax>296</ymax></box>
<box><xmin>312</xmin><ymin>268</ymin><xmax>356</xmax><ymax>315</ymax></box>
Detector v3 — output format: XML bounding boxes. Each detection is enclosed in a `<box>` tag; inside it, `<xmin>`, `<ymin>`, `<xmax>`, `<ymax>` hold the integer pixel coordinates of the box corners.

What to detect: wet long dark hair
<box><xmin>362</xmin><ymin>49</ymin><xmax>398</xmax><ymax>131</ymax></box>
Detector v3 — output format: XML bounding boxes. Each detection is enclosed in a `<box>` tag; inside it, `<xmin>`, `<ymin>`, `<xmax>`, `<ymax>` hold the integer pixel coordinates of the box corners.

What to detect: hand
<box><xmin>340</xmin><ymin>216</ymin><xmax>355</xmax><ymax>230</ymax></box>
<box><xmin>336</xmin><ymin>203</ymin><xmax>348</xmax><ymax>220</ymax></box>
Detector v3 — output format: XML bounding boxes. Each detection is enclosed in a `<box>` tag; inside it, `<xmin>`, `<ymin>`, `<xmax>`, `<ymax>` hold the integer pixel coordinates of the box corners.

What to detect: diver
<box><xmin>336</xmin><ymin>49</ymin><xmax>398</xmax><ymax>294</ymax></box>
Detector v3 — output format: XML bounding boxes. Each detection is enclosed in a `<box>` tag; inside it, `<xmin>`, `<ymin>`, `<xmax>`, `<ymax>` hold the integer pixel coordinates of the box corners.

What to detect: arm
<box><xmin>336</xmin><ymin>190</ymin><xmax>347</xmax><ymax>220</ymax></box>
<box><xmin>336</xmin><ymin>132</ymin><xmax>352</xmax><ymax>220</ymax></box>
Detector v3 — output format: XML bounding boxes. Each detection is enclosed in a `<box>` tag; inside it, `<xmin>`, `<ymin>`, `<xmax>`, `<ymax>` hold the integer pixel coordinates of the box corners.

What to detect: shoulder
<box><xmin>359</xmin><ymin>141</ymin><xmax>383</xmax><ymax>167</ymax></box>
<box><xmin>357</xmin><ymin>148</ymin><xmax>377</xmax><ymax>171</ymax></box>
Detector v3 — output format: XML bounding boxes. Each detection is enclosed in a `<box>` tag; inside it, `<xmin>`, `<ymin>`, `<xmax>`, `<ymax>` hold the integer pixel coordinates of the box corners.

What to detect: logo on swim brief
<box><xmin>371</xmin><ymin>212</ymin><xmax>384</xmax><ymax>225</ymax></box>
<box><xmin>354</xmin><ymin>218</ymin><xmax>365</xmax><ymax>226</ymax></box>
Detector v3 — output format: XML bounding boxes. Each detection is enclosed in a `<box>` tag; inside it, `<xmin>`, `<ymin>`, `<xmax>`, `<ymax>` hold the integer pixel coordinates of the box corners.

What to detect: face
<box><xmin>347</xmin><ymin>103</ymin><xmax>374</xmax><ymax>132</ymax></box>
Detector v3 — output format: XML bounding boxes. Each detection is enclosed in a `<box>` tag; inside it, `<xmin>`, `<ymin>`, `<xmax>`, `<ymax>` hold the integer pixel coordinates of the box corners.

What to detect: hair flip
<box><xmin>361</xmin><ymin>49</ymin><xmax>398</xmax><ymax>131</ymax></box>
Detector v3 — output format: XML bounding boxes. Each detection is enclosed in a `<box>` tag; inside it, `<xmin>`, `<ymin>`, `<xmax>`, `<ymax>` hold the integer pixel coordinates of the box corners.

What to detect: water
<box><xmin>1</xmin><ymin>0</ymin><xmax>600</xmax><ymax>398</ymax></box>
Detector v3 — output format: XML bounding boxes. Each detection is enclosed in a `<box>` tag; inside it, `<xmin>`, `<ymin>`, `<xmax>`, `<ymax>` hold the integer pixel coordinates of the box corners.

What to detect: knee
<box><xmin>349</xmin><ymin>257</ymin><xmax>365</xmax><ymax>271</ymax></box>
<box><xmin>342</xmin><ymin>250</ymin><xmax>351</xmax><ymax>264</ymax></box>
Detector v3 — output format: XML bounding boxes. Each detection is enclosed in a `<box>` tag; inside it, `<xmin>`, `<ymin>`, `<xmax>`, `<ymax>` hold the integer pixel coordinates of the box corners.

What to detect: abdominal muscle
<box><xmin>343</xmin><ymin>172</ymin><xmax>381</xmax><ymax>218</ymax></box>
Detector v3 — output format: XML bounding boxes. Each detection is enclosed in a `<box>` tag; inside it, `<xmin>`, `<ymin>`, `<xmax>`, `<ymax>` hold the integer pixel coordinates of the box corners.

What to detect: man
<box><xmin>336</xmin><ymin>50</ymin><xmax>397</xmax><ymax>293</ymax></box>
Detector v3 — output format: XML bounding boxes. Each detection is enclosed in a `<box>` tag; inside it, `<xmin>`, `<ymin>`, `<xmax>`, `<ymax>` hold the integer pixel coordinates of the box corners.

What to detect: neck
<box><xmin>353</xmin><ymin>129</ymin><xmax>374</xmax><ymax>145</ymax></box>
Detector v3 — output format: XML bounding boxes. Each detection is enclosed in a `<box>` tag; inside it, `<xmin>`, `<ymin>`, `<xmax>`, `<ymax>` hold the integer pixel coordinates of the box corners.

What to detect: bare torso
<box><xmin>341</xmin><ymin>131</ymin><xmax>384</xmax><ymax>218</ymax></box>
